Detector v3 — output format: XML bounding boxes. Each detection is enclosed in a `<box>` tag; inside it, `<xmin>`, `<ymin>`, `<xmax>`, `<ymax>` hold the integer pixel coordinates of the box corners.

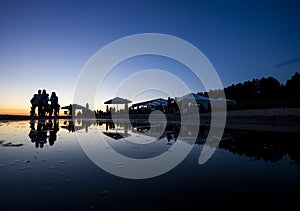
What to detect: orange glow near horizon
<box><xmin>0</xmin><ymin>108</ymin><xmax>30</xmax><ymax>115</ymax></box>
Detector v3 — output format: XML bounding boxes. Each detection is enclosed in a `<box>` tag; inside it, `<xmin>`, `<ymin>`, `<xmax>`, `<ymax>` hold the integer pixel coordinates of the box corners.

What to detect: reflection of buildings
<box><xmin>61</xmin><ymin>103</ymin><xmax>94</xmax><ymax>118</ymax></box>
<box><xmin>60</xmin><ymin>119</ymin><xmax>95</xmax><ymax>133</ymax></box>
<box><xmin>130</xmin><ymin>121</ymin><xmax>211</xmax><ymax>143</ymax></box>
<box><xmin>102</xmin><ymin>120</ymin><xmax>130</xmax><ymax>140</ymax></box>
<box><xmin>114</xmin><ymin>120</ymin><xmax>300</xmax><ymax>164</ymax></box>
<box><xmin>28</xmin><ymin>119</ymin><xmax>59</xmax><ymax>148</ymax></box>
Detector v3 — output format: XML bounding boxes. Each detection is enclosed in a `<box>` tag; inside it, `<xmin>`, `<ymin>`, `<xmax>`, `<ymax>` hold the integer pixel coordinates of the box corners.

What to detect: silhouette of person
<box><xmin>68</xmin><ymin>104</ymin><xmax>72</xmax><ymax>117</ymax></box>
<box><xmin>37</xmin><ymin>89</ymin><xmax>43</xmax><ymax>116</ymax></box>
<box><xmin>41</xmin><ymin>89</ymin><xmax>49</xmax><ymax>116</ymax></box>
<box><xmin>50</xmin><ymin>92</ymin><xmax>60</xmax><ymax>117</ymax></box>
<box><xmin>167</xmin><ymin>132</ymin><xmax>172</xmax><ymax>142</ymax></box>
<box><xmin>30</xmin><ymin>94</ymin><xmax>39</xmax><ymax>116</ymax></box>
<box><xmin>167</xmin><ymin>97</ymin><xmax>171</xmax><ymax>114</ymax></box>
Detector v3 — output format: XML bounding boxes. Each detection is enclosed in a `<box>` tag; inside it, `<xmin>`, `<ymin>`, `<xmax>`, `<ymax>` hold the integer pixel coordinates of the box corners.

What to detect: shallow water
<box><xmin>0</xmin><ymin>119</ymin><xmax>299</xmax><ymax>210</ymax></box>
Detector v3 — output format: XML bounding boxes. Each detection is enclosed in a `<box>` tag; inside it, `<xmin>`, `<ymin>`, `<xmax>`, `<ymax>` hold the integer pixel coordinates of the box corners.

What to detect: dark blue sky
<box><xmin>0</xmin><ymin>0</ymin><xmax>300</xmax><ymax>113</ymax></box>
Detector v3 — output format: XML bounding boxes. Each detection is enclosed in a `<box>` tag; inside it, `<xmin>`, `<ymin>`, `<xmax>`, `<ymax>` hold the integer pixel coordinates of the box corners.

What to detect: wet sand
<box><xmin>226</xmin><ymin>108</ymin><xmax>300</xmax><ymax>133</ymax></box>
<box><xmin>201</xmin><ymin>108</ymin><xmax>300</xmax><ymax>133</ymax></box>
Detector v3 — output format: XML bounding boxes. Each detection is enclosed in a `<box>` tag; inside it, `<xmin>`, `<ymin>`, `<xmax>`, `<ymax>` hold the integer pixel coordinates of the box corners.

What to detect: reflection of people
<box><xmin>167</xmin><ymin>132</ymin><xmax>172</xmax><ymax>142</ymax></box>
<box><xmin>28</xmin><ymin>119</ymin><xmax>59</xmax><ymax>148</ymax></box>
<box><xmin>105</xmin><ymin>120</ymin><xmax>115</xmax><ymax>131</ymax></box>
<box><xmin>48</xmin><ymin>120</ymin><xmax>59</xmax><ymax>146</ymax></box>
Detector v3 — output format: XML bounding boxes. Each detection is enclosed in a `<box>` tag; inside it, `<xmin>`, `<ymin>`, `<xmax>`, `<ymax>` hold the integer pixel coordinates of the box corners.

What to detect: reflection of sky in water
<box><xmin>0</xmin><ymin>120</ymin><xmax>300</xmax><ymax>210</ymax></box>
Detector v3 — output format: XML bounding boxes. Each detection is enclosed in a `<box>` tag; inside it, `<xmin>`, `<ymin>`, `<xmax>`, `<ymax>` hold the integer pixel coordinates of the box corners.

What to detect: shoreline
<box><xmin>1</xmin><ymin>108</ymin><xmax>299</xmax><ymax>133</ymax></box>
<box><xmin>0</xmin><ymin>115</ymin><xmax>70</xmax><ymax>120</ymax></box>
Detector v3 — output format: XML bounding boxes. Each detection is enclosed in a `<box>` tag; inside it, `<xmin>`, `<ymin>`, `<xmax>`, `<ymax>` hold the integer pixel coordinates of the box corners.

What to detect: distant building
<box><xmin>130</xmin><ymin>98</ymin><xmax>167</xmax><ymax>114</ymax></box>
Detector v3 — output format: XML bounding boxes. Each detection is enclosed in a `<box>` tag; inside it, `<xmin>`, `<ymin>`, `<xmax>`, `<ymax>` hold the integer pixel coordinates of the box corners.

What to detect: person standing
<box><xmin>37</xmin><ymin>89</ymin><xmax>43</xmax><ymax>116</ymax></box>
<box><xmin>41</xmin><ymin>89</ymin><xmax>49</xmax><ymax>116</ymax></box>
<box><xmin>30</xmin><ymin>94</ymin><xmax>39</xmax><ymax>116</ymax></box>
<box><xmin>50</xmin><ymin>92</ymin><xmax>59</xmax><ymax>117</ymax></box>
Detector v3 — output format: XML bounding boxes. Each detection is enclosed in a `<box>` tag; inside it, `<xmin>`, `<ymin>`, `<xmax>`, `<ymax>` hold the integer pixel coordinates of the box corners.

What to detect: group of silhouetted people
<box><xmin>30</xmin><ymin>89</ymin><xmax>60</xmax><ymax>117</ymax></box>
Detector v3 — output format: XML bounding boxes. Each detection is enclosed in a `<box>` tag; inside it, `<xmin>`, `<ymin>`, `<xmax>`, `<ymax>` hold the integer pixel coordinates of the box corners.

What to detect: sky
<box><xmin>0</xmin><ymin>0</ymin><xmax>300</xmax><ymax>114</ymax></box>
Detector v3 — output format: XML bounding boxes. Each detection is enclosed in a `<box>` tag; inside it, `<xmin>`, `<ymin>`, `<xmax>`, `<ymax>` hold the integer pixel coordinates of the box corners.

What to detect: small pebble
<box><xmin>101</xmin><ymin>190</ymin><xmax>108</xmax><ymax>195</ymax></box>
<box><xmin>46</xmin><ymin>187</ymin><xmax>52</xmax><ymax>191</ymax></box>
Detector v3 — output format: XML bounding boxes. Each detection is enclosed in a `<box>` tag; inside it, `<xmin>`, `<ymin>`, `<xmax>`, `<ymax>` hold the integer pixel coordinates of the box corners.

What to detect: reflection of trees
<box><xmin>219</xmin><ymin>131</ymin><xmax>300</xmax><ymax>163</ymax></box>
<box><xmin>28</xmin><ymin>119</ymin><xmax>59</xmax><ymax>148</ymax></box>
<box><xmin>114</xmin><ymin>120</ymin><xmax>300</xmax><ymax>164</ymax></box>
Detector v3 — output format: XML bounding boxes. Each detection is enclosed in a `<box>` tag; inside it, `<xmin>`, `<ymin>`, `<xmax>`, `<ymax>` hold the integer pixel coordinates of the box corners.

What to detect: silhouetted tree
<box><xmin>259</xmin><ymin>77</ymin><xmax>282</xmax><ymax>100</ymax></box>
<box><xmin>285</xmin><ymin>72</ymin><xmax>300</xmax><ymax>106</ymax></box>
<box><xmin>197</xmin><ymin>72</ymin><xmax>299</xmax><ymax>109</ymax></box>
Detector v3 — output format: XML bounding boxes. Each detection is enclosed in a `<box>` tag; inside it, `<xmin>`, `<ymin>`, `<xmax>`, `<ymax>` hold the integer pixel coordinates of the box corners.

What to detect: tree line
<box><xmin>198</xmin><ymin>72</ymin><xmax>300</xmax><ymax>109</ymax></box>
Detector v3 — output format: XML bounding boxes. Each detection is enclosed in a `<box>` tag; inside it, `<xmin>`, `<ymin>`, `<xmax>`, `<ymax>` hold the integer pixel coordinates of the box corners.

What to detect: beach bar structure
<box><xmin>61</xmin><ymin>103</ymin><xmax>94</xmax><ymax>117</ymax></box>
<box><xmin>130</xmin><ymin>98</ymin><xmax>168</xmax><ymax>113</ymax></box>
<box><xmin>178</xmin><ymin>93</ymin><xmax>211</xmax><ymax>112</ymax></box>
<box><xmin>104</xmin><ymin>97</ymin><xmax>132</xmax><ymax>113</ymax></box>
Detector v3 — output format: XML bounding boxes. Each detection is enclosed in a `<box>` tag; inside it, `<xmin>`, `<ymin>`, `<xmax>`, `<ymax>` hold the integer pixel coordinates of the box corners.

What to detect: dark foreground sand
<box><xmin>201</xmin><ymin>108</ymin><xmax>300</xmax><ymax>133</ymax></box>
<box><xmin>1</xmin><ymin>108</ymin><xmax>299</xmax><ymax>133</ymax></box>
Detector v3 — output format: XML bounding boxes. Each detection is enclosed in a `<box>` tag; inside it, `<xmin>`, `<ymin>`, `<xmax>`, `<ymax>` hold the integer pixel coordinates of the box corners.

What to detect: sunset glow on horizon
<box><xmin>1</xmin><ymin>1</ymin><xmax>299</xmax><ymax>115</ymax></box>
<box><xmin>0</xmin><ymin>108</ymin><xmax>29</xmax><ymax>116</ymax></box>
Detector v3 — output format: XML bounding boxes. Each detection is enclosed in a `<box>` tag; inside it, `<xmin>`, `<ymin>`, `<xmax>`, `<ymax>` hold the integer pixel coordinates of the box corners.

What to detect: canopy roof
<box><xmin>131</xmin><ymin>98</ymin><xmax>167</xmax><ymax>108</ymax></box>
<box><xmin>61</xmin><ymin>104</ymin><xmax>87</xmax><ymax>110</ymax></box>
<box><xmin>104</xmin><ymin>97</ymin><xmax>132</xmax><ymax>104</ymax></box>
<box><xmin>178</xmin><ymin>93</ymin><xmax>210</xmax><ymax>102</ymax></box>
